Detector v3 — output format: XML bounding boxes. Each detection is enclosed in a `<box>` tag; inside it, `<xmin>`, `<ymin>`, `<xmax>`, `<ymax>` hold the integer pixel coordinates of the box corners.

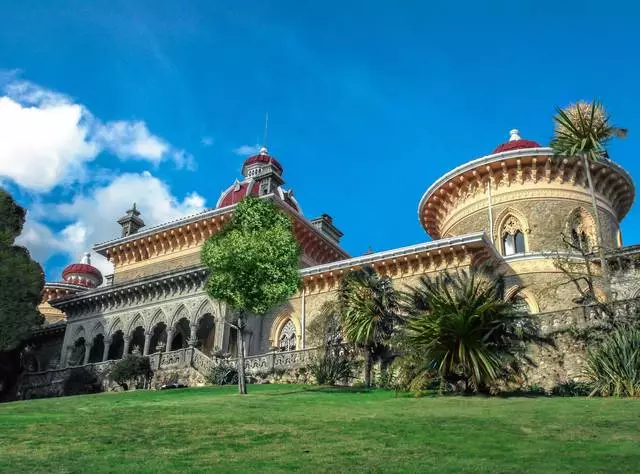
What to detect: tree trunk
<box><xmin>363</xmin><ymin>347</ymin><xmax>373</xmax><ymax>388</ymax></box>
<box><xmin>236</xmin><ymin>315</ymin><xmax>247</xmax><ymax>395</ymax></box>
<box><xmin>582</xmin><ymin>154</ymin><xmax>612</xmax><ymax>301</ymax></box>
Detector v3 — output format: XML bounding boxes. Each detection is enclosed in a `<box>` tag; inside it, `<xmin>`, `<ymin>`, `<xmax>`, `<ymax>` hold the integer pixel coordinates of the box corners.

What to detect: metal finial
<box><xmin>509</xmin><ymin>129</ymin><xmax>521</xmax><ymax>142</ymax></box>
<box><xmin>263</xmin><ymin>112</ymin><xmax>269</xmax><ymax>149</ymax></box>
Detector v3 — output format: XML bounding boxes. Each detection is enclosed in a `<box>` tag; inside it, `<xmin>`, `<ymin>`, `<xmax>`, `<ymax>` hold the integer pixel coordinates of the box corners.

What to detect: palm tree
<box><xmin>401</xmin><ymin>266</ymin><xmax>552</xmax><ymax>393</ymax></box>
<box><xmin>338</xmin><ymin>266</ymin><xmax>401</xmax><ymax>387</ymax></box>
<box><xmin>550</xmin><ymin>101</ymin><xmax>628</xmax><ymax>301</ymax></box>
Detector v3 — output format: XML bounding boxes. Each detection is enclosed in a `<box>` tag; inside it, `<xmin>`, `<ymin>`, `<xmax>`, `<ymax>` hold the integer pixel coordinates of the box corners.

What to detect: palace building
<box><xmin>21</xmin><ymin>130</ymin><xmax>640</xmax><ymax>392</ymax></box>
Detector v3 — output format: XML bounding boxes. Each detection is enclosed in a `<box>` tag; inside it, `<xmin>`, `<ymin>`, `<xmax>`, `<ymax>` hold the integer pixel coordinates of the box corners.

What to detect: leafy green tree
<box><xmin>338</xmin><ymin>266</ymin><xmax>401</xmax><ymax>387</ymax></box>
<box><xmin>401</xmin><ymin>266</ymin><xmax>552</xmax><ymax>393</ymax></box>
<box><xmin>201</xmin><ymin>196</ymin><xmax>301</xmax><ymax>394</ymax></box>
<box><xmin>550</xmin><ymin>101</ymin><xmax>628</xmax><ymax>300</ymax></box>
<box><xmin>0</xmin><ymin>189</ymin><xmax>44</xmax><ymax>352</ymax></box>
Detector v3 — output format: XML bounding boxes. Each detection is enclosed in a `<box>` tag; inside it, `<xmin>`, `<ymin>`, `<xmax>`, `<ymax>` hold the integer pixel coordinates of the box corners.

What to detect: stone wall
<box><xmin>446</xmin><ymin>198</ymin><xmax>619</xmax><ymax>253</ymax></box>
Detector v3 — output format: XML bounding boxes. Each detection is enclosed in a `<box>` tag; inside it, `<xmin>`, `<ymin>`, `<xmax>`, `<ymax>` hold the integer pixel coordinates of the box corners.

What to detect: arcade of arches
<box><xmin>66</xmin><ymin>313</ymin><xmax>219</xmax><ymax>366</ymax></box>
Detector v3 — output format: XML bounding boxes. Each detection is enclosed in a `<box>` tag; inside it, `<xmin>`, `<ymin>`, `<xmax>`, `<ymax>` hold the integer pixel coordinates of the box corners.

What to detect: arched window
<box><xmin>501</xmin><ymin>215</ymin><xmax>526</xmax><ymax>256</ymax></box>
<box><xmin>511</xmin><ymin>295</ymin><xmax>531</xmax><ymax>314</ymax></box>
<box><xmin>278</xmin><ymin>320</ymin><xmax>297</xmax><ymax>352</ymax></box>
<box><xmin>568</xmin><ymin>208</ymin><xmax>596</xmax><ymax>253</ymax></box>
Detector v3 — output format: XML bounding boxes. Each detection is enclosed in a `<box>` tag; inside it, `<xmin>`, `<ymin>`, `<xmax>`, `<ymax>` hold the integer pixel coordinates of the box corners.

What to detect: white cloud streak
<box><xmin>0</xmin><ymin>80</ymin><xmax>194</xmax><ymax>192</ymax></box>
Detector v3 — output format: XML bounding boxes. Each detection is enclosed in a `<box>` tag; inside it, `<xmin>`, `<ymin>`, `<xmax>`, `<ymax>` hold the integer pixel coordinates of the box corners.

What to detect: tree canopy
<box><xmin>0</xmin><ymin>188</ymin><xmax>45</xmax><ymax>351</ymax></box>
<box><xmin>201</xmin><ymin>196</ymin><xmax>301</xmax><ymax>315</ymax></box>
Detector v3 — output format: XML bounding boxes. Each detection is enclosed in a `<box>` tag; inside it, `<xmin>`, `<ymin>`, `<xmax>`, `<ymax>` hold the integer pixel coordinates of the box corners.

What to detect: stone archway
<box><xmin>69</xmin><ymin>337</ymin><xmax>86</xmax><ymax>366</ymax></box>
<box><xmin>170</xmin><ymin>318</ymin><xmax>191</xmax><ymax>351</ymax></box>
<box><xmin>108</xmin><ymin>330</ymin><xmax>125</xmax><ymax>360</ymax></box>
<box><xmin>149</xmin><ymin>322</ymin><xmax>167</xmax><ymax>353</ymax></box>
<box><xmin>129</xmin><ymin>326</ymin><xmax>145</xmax><ymax>355</ymax></box>
<box><xmin>195</xmin><ymin>313</ymin><xmax>216</xmax><ymax>356</ymax></box>
<box><xmin>88</xmin><ymin>334</ymin><xmax>105</xmax><ymax>363</ymax></box>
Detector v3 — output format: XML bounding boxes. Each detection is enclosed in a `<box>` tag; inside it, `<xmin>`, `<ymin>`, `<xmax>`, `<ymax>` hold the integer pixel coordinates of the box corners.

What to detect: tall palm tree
<box><xmin>550</xmin><ymin>101</ymin><xmax>628</xmax><ymax>301</ymax></box>
<box><xmin>402</xmin><ymin>266</ymin><xmax>552</xmax><ymax>393</ymax></box>
<box><xmin>338</xmin><ymin>266</ymin><xmax>401</xmax><ymax>387</ymax></box>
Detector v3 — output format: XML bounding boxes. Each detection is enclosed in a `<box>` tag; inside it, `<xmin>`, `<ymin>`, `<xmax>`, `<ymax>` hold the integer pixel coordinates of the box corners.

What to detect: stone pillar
<box><xmin>63</xmin><ymin>345</ymin><xmax>73</xmax><ymax>368</ymax></box>
<box><xmin>83</xmin><ymin>342</ymin><xmax>92</xmax><ymax>365</ymax></box>
<box><xmin>122</xmin><ymin>335</ymin><xmax>131</xmax><ymax>357</ymax></box>
<box><xmin>166</xmin><ymin>329</ymin><xmax>174</xmax><ymax>352</ymax></box>
<box><xmin>188</xmin><ymin>323</ymin><xmax>197</xmax><ymax>348</ymax></box>
<box><xmin>143</xmin><ymin>333</ymin><xmax>152</xmax><ymax>356</ymax></box>
<box><xmin>103</xmin><ymin>338</ymin><xmax>111</xmax><ymax>362</ymax></box>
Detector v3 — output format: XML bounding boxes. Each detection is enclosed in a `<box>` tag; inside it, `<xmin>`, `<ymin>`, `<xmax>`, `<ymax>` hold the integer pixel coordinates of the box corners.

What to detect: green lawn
<box><xmin>0</xmin><ymin>385</ymin><xmax>638</xmax><ymax>473</ymax></box>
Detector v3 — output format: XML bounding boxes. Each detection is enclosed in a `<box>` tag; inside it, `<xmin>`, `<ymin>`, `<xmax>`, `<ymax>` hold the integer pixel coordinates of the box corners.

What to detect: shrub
<box><xmin>63</xmin><ymin>367</ymin><xmax>103</xmax><ymax>396</ymax></box>
<box><xmin>206</xmin><ymin>362</ymin><xmax>238</xmax><ymax>385</ymax></box>
<box><xmin>308</xmin><ymin>353</ymin><xmax>358</xmax><ymax>385</ymax></box>
<box><xmin>584</xmin><ymin>325</ymin><xmax>640</xmax><ymax>397</ymax></box>
<box><xmin>552</xmin><ymin>380</ymin><xmax>592</xmax><ymax>397</ymax></box>
<box><xmin>107</xmin><ymin>355</ymin><xmax>153</xmax><ymax>389</ymax></box>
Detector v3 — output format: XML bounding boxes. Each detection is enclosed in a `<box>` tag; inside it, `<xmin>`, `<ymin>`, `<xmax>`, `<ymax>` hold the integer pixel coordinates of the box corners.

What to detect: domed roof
<box><xmin>493</xmin><ymin>129</ymin><xmax>541</xmax><ymax>154</ymax></box>
<box><xmin>217</xmin><ymin>180</ymin><xmax>261</xmax><ymax>208</ymax></box>
<box><xmin>242</xmin><ymin>147</ymin><xmax>283</xmax><ymax>175</ymax></box>
<box><xmin>61</xmin><ymin>253</ymin><xmax>103</xmax><ymax>288</ymax></box>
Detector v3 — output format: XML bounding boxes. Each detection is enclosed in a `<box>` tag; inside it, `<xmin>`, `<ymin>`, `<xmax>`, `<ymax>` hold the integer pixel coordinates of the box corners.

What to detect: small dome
<box><xmin>215</xmin><ymin>179</ymin><xmax>302</xmax><ymax>214</ymax></box>
<box><xmin>61</xmin><ymin>253</ymin><xmax>103</xmax><ymax>288</ymax></box>
<box><xmin>242</xmin><ymin>147</ymin><xmax>284</xmax><ymax>176</ymax></box>
<box><xmin>216</xmin><ymin>180</ymin><xmax>261</xmax><ymax>208</ymax></box>
<box><xmin>492</xmin><ymin>129</ymin><xmax>541</xmax><ymax>154</ymax></box>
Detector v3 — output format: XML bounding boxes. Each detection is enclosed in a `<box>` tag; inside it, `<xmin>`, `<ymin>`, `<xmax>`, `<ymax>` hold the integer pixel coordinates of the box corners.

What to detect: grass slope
<box><xmin>0</xmin><ymin>385</ymin><xmax>638</xmax><ymax>473</ymax></box>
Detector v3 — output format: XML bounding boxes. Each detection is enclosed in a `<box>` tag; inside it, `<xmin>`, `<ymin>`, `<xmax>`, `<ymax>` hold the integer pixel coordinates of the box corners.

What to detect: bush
<box><xmin>552</xmin><ymin>380</ymin><xmax>592</xmax><ymax>397</ymax></box>
<box><xmin>206</xmin><ymin>362</ymin><xmax>238</xmax><ymax>385</ymax></box>
<box><xmin>584</xmin><ymin>325</ymin><xmax>640</xmax><ymax>397</ymax></box>
<box><xmin>63</xmin><ymin>367</ymin><xmax>103</xmax><ymax>396</ymax></box>
<box><xmin>107</xmin><ymin>355</ymin><xmax>153</xmax><ymax>389</ymax></box>
<box><xmin>308</xmin><ymin>353</ymin><xmax>358</xmax><ymax>385</ymax></box>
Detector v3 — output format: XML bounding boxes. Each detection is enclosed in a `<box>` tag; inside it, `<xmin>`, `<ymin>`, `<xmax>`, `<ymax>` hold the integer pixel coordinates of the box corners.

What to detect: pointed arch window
<box><xmin>568</xmin><ymin>209</ymin><xmax>595</xmax><ymax>253</ymax></box>
<box><xmin>501</xmin><ymin>215</ymin><xmax>526</xmax><ymax>256</ymax></box>
<box><xmin>278</xmin><ymin>320</ymin><xmax>297</xmax><ymax>352</ymax></box>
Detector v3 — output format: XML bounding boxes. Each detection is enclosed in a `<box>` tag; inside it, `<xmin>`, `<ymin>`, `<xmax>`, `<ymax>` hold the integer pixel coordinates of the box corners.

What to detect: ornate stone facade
<box><xmin>21</xmin><ymin>131</ymin><xmax>640</xmax><ymax>395</ymax></box>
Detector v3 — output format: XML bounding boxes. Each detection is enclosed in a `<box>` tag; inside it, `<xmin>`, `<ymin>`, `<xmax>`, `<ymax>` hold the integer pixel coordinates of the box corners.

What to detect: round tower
<box><xmin>418</xmin><ymin>130</ymin><xmax>635</xmax><ymax>311</ymax></box>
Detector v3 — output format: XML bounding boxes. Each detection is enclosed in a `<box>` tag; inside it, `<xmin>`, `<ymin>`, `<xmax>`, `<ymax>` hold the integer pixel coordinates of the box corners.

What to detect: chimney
<box><xmin>311</xmin><ymin>214</ymin><xmax>343</xmax><ymax>244</ymax></box>
<box><xmin>117</xmin><ymin>203</ymin><xmax>145</xmax><ymax>237</ymax></box>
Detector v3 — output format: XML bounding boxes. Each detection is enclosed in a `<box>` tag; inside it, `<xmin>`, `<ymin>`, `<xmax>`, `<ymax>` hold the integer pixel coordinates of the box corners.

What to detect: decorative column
<box><xmin>83</xmin><ymin>341</ymin><xmax>92</xmax><ymax>365</ymax></box>
<box><xmin>166</xmin><ymin>328</ymin><xmax>174</xmax><ymax>352</ymax></box>
<box><xmin>122</xmin><ymin>335</ymin><xmax>131</xmax><ymax>358</ymax></box>
<box><xmin>102</xmin><ymin>338</ymin><xmax>111</xmax><ymax>362</ymax></box>
<box><xmin>143</xmin><ymin>333</ymin><xmax>152</xmax><ymax>356</ymax></box>
<box><xmin>188</xmin><ymin>323</ymin><xmax>198</xmax><ymax>348</ymax></box>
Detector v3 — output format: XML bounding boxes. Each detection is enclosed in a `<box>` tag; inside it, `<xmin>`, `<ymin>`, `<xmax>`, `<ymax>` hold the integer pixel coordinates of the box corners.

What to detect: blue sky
<box><xmin>0</xmin><ymin>0</ymin><xmax>639</xmax><ymax>280</ymax></box>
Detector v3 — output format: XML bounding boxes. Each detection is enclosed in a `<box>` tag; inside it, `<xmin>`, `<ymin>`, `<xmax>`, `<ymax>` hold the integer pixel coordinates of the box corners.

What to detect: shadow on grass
<box><xmin>261</xmin><ymin>385</ymin><xmax>374</xmax><ymax>397</ymax></box>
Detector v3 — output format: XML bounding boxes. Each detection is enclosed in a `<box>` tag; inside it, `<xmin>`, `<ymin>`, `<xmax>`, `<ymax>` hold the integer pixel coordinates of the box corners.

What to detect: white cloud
<box><xmin>94</xmin><ymin>121</ymin><xmax>168</xmax><ymax>163</ymax></box>
<box><xmin>201</xmin><ymin>136</ymin><xmax>214</xmax><ymax>146</ymax></box>
<box><xmin>232</xmin><ymin>144</ymin><xmax>261</xmax><ymax>156</ymax></box>
<box><xmin>0</xmin><ymin>79</ymin><xmax>195</xmax><ymax>191</ymax></box>
<box><xmin>18</xmin><ymin>171</ymin><xmax>207</xmax><ymax>280</ymax></box>
<box><xmin>0</xmin><ymin>96</ymin><xmax>98</xmax><ymax>191</ymax></box>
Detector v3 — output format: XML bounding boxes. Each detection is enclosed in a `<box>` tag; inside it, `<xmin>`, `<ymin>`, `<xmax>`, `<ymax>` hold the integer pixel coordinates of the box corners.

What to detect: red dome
<box><xmin>243</xmin><ymin>153</ymin><xmax>283</xmax><ymax>174</ymax></box>
<box><xmin>492</xmin><ymin>129</ymin><xmax>541</xmax><ymax>154</ymax></box>
<box><xmin>217</xmin><ymin>181</ymin><xmax>261</xmax><ymax>208</ymax></box>
<box><xmin>62</xmin><ymin>262</ymin><xmax>103</xmax><ymax>288</ymax></box>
